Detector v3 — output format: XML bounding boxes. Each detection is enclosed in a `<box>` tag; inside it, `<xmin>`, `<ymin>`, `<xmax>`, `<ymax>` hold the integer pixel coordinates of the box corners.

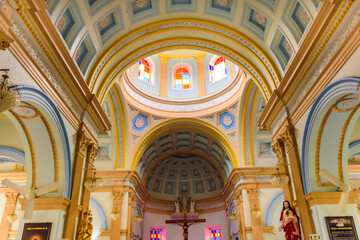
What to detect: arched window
<box><xmin>174</xmin><ymin>66</ymin><xmax>191</xmax><ymax>89</ymax></box>
<box><xmin>209</xmin><ymin>56</ymin><xmax>227</xmax><ymax>83</ymax></box>
<box><xmin>138</xmin><ymin>59</ymin><xmax>151</xmax><ymax>83</ymax></box>
<box><xmin>210</xmin><ymin>227</ymin><xmax>222</xmax><ymax>240</ymax></box>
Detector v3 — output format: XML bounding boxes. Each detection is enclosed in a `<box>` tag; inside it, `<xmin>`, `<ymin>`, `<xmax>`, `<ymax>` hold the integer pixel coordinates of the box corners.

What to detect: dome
<box><xmin>121</xmin><ymin>49</ymin><xmax>243</xmax><ymax>114</ymax></box>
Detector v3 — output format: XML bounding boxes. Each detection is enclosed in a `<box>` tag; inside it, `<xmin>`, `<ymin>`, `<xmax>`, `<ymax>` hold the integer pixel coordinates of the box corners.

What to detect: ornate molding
<box><xmin>5</xmin><ymin>192</ymin><xmax>18</xmax><ymax>204</ymax></box>
<box><xmin>0</xmin><ymin>29</ymin><xmax>13</xmax><ymax>50</ymax></box>
<box><xmin>271</xmin><ymin>139</ymin><xmax>286</xmax><ymax>161</ymax></box>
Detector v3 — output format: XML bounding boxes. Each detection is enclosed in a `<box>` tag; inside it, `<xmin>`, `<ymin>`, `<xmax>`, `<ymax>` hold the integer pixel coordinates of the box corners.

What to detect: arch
<box><xmin>131</xmin><ymin>119</ymin><xmax>238</xmax><ymax>171</ymax></box>
<box><xmin>349</xmin><ymin>140</ymin><xmax>360</xmax><ymax>157</ymax></box>
<box><xmin>89</xmin><ymin>19</ymin><xmax>280</xmax><ymax>100</ymax></box>
<box><xmin>16</xmin><ymin>86</ymin><xmax>72</xmax><ymax>198</ymax></box>
<box><xmin>90</xmin><ymin>197</ymin><xmax>107</xmax><ymax>236</ymax></box>
<box><xmin>302</xmin><ymin>78</ymin><xmax>360</xmax><ymax>194</ymax></box>
<box><xmin>0</xmin><ymin>147</ymin><xmax>26</xmax><ymax>166</ymax></box>
<box><xmin>265</xmin><ymin>192</ymin><xmax>284</xmax><ymax>226</ymax></box>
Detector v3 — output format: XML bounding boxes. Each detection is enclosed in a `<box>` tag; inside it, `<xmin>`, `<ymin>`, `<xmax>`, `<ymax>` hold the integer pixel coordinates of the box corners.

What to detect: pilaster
<box><xmin>0</xmin><ymin>192</ymin><xmax>18</xmax><ymax>240</ymax></box>
<box><xmin>281</xmin><ymin>124</ymin><xmax>315</xmax><ymax>239</ymax></box>
<box><xmin>246</xmin><ymin>187</ymin><xmax>263</xmax><ymax>240</ymax></box>
<box><xmin>127</xmin><ymin>192</ymin><xmax>136</xmax><ymax>239</ymax></box>
<box><xmin>235</xmin><ymin>190</ymin><xmax>246</xmax><ymax>240</ymax></box>
<box><xmin>271</xmin><ymin>138</ymin><xmax>293</xmax><ymax>201</ymax></box>
<box><xmin>111</xmin><ymin>190</ymin><xmax>124</xmax><ymax>239</ymax></box>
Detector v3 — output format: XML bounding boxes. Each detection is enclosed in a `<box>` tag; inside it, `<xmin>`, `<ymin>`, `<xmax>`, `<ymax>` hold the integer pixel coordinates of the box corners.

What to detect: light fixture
<box><xmin>6</xmin><ymin>212</ymin><xmax>18</xmax><ymax>223</ymax></box>
<box><xmin>229</xmin><ymin>212</ymin><xmax>238</xmax><ymax>221</ymax></box>
<box><xmin>134</xmin><ymin>212</ymin><xmax>143</xmax><ymax>224</ymax></box>
<box><xmin>111</xmin><ymin>209</ymin><xmax>121</xmax><ymax>220</ymax></box>
<box><xmin>270</xmin><ymin>168</ymin><xmax>289</xmax><ymax>188</ymax></box>
<box><xmin>0</xmin><ymin>69</ymin><xmax>20</xmax><ymax>113</ymax></box>
<box><xmin>251</xmin><ymin>205</ymin><xmax>261</xmax><ymax>217</ymax></box>
<box><xmin>84</xmin><ymin>170</ymin><xmax>103</xmax><ymax>192</ymax></box>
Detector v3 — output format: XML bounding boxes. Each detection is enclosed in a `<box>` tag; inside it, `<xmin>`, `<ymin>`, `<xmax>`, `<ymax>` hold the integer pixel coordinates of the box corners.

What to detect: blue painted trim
<box><xmin>90</xmin><ymin>198</ymin><xmax>107</xmax><ymax>230</ymax></box>
<box><xmin>18</xmin><ymin>86</ymin><xmax>72</xmax><ymax>198</ymax></box>
<box><xmin>349</xmin><ymin>140</ymin><xmax>360</xmax><ymax>149</ymax></box>
<box><xmin>0</xmin><ymin>146</ymin><xmax>26</xmax><ymax>166</ymax></box>
<box><xmin>301</xmin><ymin>78</ymin><xmax>360</xmax><ymax>194</ymax></box>
<box><xmin>265</xmin><ymin>192</ymin><xmax>283</xmax><ymax>226</ymax></box>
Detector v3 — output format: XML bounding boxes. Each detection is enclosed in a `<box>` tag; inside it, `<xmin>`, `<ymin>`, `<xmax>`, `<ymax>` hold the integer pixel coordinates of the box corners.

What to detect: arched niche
<box><xmin>302</xmin><ymin>78</ymin><xmax>360</xmax><ymax>193</ymax></box>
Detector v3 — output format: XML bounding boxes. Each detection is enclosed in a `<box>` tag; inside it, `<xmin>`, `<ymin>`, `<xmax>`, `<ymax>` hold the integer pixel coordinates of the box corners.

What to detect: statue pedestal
<box><xmin>171</xmin><ymin>213</ymin><xmax>199</xmax><ymax>219</ymax></box>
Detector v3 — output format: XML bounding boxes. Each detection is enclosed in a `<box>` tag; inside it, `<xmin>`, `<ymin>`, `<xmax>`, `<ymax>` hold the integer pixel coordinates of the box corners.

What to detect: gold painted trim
<box><xmin>9</xmin><ymin>109</ymin><xmax>36</xmax><ymax>187</ymax></box>
<box><xmin>242</xmin><ymin>82</ymin><xmax>254</xmax><ymax>166</ymax></box>
<box><xmin>89</xmin><ymin>18</ymin><xmax>280</xmax><ymax>92</ymax></box>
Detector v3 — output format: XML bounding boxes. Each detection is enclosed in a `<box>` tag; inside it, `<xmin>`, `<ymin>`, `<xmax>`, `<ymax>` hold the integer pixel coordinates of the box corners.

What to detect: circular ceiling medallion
<box><xmin>135</xmin><ymin>117</ymin><xmax>145</xmax><ymax>128</ymax></box>
<box><xmin>223</xmin><ymin>115</ymin><xmax>233</xmax><ymax>126</ymax></box>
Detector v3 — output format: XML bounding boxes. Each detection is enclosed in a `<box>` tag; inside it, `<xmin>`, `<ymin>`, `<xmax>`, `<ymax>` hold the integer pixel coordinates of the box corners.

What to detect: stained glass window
<box><xmin>174</xmin><ymin>66</ymin><xmax>190</xmax><ymax>89</ymax></box>
<box><xmin>209</xmin><ymin>57</ymin><xmax>227</xmax><ymax>83</ymax></box>
<box><xmin>138</xmin><ymin>59</ymin><xmax>151</xmax><ymax>83</ymax></box>
<box><xmin>150</xmin><ymin>229</ymin><xmax>161</xmax><ymax>240</ymax></box>
<box><xmin>210</xmin><ymin>227</ymin><xmax>222</xmax><ymax>240</ymax></box>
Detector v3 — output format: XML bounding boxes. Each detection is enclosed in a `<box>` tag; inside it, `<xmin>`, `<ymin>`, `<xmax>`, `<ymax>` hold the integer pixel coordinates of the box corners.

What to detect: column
<box><xmin>63</xmin><ymin>129</ymin><xmax>90</xmax><ymax>239</ymax></box>
<box><xmin>235</xmin><ymin>190</ymin><xmax>246</xmax><ymax>240</ymax></box>
<box><xmin>271</xmin><ymin>139</ymin><xmax>294</xmax><ymax>201</ymax></box>
<box><xmin>0</xmin><ymin>192</ymin><xmax>18</xmax><ymax>239</ymax></box>
<box><xmin>110</xmin><ymin>190</ymin><xmax>123</xmax><ymax>239</ymax></box>
<box><xmin>281</xmin><ymin>125</ymin><xmax>315</xmax><ymax>237</ymax></box>
<box><xmin>247</xmin><ymin>187</ymin><xmax>263</xmax><ymax>240</ymax></box>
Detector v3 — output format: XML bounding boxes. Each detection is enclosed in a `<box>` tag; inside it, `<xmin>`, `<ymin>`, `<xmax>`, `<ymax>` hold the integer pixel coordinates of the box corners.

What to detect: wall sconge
<box><xmin>134</xmin><ymin>213</ymin><xmax>143</xmax><ymax>224</ymax></box>
<box><xmin>0</xmin><ymin>69</ymin><xmax>20</xmax><ymax>113</ymax></box>
<box><xmin>229</xmin><ymin>213</ymin><xmax>238</xmax><ymax>221</ymax></box>
<box><xmin>251</xmin><ymin>205</ymin><xmax>261</xmax><ymax>217</ymax></box>
<box><xmin>6</xmin><ymin>212</ymin><xmax>18</xmax><ymax>223</ymax></box>
<box><xmin>111</xmin><ymin>208</ymin><xmax>121</xmax><ymax>220</ymax></box>
<box><xmin>84</xmin><ymin>170</ymin><xmax>103</xmax><ymax>192</ymax></box>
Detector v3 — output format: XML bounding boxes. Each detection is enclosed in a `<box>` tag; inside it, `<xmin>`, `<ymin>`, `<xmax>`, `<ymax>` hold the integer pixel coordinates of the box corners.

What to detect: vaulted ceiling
<box><xmin>45</xmin><ymin>0</ymin><xmax>320</xmax><ymax>102</ymax></box>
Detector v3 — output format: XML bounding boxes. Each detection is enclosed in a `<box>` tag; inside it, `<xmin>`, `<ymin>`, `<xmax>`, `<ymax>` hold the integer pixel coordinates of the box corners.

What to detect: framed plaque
<box><xmin>21</xmin><ymin>222</ymin><xmax>52</xmax><ymax>240</ymax></box>
<box><xmin>325</xmin><ymin>216</ymin><xmax>359</xmax><ymax>240</ymax></box>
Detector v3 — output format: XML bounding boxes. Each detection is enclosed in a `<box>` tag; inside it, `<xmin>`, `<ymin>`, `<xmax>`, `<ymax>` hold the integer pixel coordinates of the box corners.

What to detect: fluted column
<box><xmin>272</xmin><ymin>139</ymin><xmax>293</xmax><ymax>201</ymax></box>
<box><xmin>247</xmin><ymin>188</ymin><xmax>263</xmax><ymax>240</ymax></box>
<box><xmin>281</xmin><ymin>124</ymin><xmax>315</xmax><ymax>238</ymax></box>
<box><xmin>63</xmin><ymin>129</ymin><xmax>90</xmax><ymax>239</ymax></box>
<box><xmin>0</xmin><ymin>192</ymin><xmax>18</xmax><ymax>239</ymax></box>
<box><xmin>110</xmin><ymin>190</ymin><xmax>123</xmax><ymax>239</ymax></box>
<box><xmin>235</xmin><ymin>191</ymin><xmax>246</xmax><ymax>240</ymax></box>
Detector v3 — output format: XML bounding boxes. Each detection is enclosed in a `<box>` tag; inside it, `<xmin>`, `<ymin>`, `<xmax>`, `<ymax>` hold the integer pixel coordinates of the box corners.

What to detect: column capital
<box><xmin>77</xmin><ymin>130</ymin><xmax>91</xmax><ymax>155</ymax></box>
<box><xmin>246</xmin><ymin>189</ymin><xmax>258</xmax><ymax>201</ymax></box>
<box><xmin>0</xmin><ymin>29</ymin><xmax>13</xmax><ymax>51</ymax></box>
<box><xmin>87</xmin><ymin>143</ymin><xmax>98</xmax><ymax>164</ymax></box>
<box><xmin>281</xmin><ymin>125</ymin><xmax>296</xmax><ymax>150</ymax></box>
<box><xmin>271</xmin><ymin>138</ymin><xmax>286</xmax><ymax>161</ymax></box>
<box><xmin>5</xmin><ymin>192</ymin><xmax>18</xmax><ymax>204</ymax></box>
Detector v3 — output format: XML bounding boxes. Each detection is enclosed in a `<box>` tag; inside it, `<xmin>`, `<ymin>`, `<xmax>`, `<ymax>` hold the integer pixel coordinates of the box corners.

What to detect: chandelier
<box><xmin>0</xmin><ymin>69</ymin><xmax>20</xmax><ymax>113</ymax></box>
<box><xmin>270</xmin><ymin>168</ymin><xmax>289</xmax><ymax>187</ymax></box>
<box><xmin>84</xmin><ymin>171</ymin><xmax>103</xmax><ymax>192</ymax></box>
<box><xmin>111</xmin><ymin>209</ymin><xmax>121</xmax><ymax>220</ymax></box>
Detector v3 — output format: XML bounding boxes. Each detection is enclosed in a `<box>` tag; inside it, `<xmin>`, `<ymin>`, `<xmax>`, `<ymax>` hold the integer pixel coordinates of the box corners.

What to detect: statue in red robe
<box><xmin>278</xmin><ymin>200</ymin><xmax>301</xmax><ymax>240</ymax></box>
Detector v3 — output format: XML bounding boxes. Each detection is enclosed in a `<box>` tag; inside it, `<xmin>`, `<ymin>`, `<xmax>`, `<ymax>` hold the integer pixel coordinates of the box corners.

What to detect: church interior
<box><xmin>0</xmin><ymin>0</ymin><xmax>360</xmax><ymax>239</ymax></box>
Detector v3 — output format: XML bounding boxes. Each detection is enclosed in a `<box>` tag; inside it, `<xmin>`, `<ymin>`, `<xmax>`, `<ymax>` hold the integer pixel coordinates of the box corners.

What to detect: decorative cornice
<box><xmin>305</xmin><ymin>191</ymin><xmax>356</xmax><ymax>207</ymax></box>
<box><xmin>19</xmin><ymin>197</ymin><xmax>71</xmax><ymax>211</ymax></box>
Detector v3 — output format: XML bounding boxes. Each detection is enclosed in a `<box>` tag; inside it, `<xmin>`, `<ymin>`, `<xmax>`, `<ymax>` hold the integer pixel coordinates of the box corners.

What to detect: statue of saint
<box><xmin>278</xmin><ymin>200</ymin><xmax>301</xmax><ymax>240</ymax></box>
<box><xmin>189</xmin><ymin>201</ymin><xmax>195</xmax><ymax>213</ymax></box>
<box><xmin>179</xmin><ymin>190</ymin><xmax>190</xmax><ymax>213</ymax></box>
<box><xmin>175</xmin><ymin>201</ymin><xmax>180</xmax><ymax>213</ymax></box>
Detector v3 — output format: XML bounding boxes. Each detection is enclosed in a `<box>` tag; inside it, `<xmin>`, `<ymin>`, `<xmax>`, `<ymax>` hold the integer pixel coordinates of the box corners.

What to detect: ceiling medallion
<box><xmin>223</xmin><ymin>115</ymin><xmax>233</xmax><ymax>126</ymax></box>
<box><xmin>135</xmin><ymin>117</ymin><xmax>145</xmax><ymax>128</ymax></box>
<box><xmin>285</xmin><ymin>42</ymin><xmax>293</xmax><ymax>55</ymax></box>
<box><xmin>57</xmin><ymin>16</ymin><xmax>67</xmax><ymax>32</ymax></box>
<box><xmin>136</xmin><ymin>0</ymin><xmax>146</xmax><ymax>8</ymax></box>
<box><xmin>99</xmin><ymin>17</ymin><xmax>110</xmax><ymax>29</ymax></box>
<box><xmin>255</xmin><ymin>13</ymin><xmax>266</xmax><ymax>25</ymax></box>
<box><xmin>299</xmin><ymin>9</ymin><xmax>310</xmax><ymax>25</ymax></box>
<box><xmin>216</xmin><ymin>0</ymin><xmax>229</xmax><ymax>7</ymax></box>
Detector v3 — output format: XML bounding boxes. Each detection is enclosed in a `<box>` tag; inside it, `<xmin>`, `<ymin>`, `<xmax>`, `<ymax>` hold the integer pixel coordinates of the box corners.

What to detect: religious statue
<box><xmin>278</xmin><ymin>200</ymin><xmax>301</xmax><ymax>240</ymax></box>
<box><xmin>175</xmin><ymin>201</ymin><xmax>181</xmax><ymax>213</ymax></box>
<box><xmin>189</xmin><ymin>201</ymin><xmax>195</xmax><ymax>213</ymax></box>
<box><xmin>76</xmin><ymin>210</ymin><xmax>93</xmax><ymax>240</ymax></box>
<box><xmin>178</xmin><ymin>190</ymin><xmax>191</xmax><ymax>213</ymax></box>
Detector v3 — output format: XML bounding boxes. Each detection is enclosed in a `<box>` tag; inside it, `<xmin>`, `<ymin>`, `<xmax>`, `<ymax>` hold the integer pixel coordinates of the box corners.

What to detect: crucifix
<box><xmin>165</xmin><ymin>213</ymin><xmax>206</xmax><ymax>240</ymax></box>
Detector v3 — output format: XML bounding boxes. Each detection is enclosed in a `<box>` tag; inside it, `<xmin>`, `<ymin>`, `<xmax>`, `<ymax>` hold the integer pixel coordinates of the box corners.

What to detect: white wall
<box><xmin>143</xmin><ymin>210</ymin><xmax>229</xmax><ymax>240</ymax></box>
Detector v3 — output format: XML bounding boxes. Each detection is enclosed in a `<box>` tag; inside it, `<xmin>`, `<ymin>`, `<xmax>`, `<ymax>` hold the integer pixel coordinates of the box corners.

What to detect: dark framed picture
<box><xmin>22</xmin><ymin>222</ymin><xmax>52</xmax><ymax>240</ymax></box>
<box><xmin>325</xmin><ymin>216</ymin><xmax>358</xmax><ymax>240</ymax></box>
